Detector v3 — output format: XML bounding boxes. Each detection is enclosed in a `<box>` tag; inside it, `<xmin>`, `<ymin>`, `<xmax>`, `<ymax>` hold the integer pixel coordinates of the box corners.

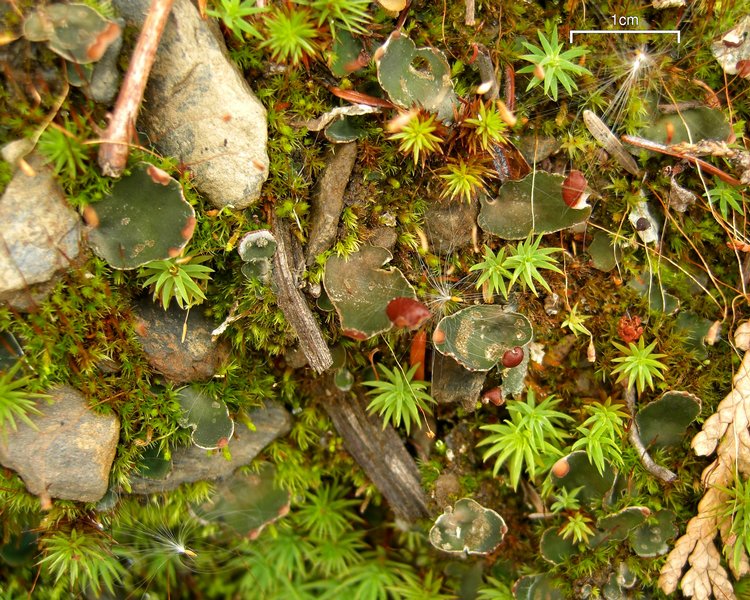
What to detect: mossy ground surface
<box><xmin>2</xmin><ymin>0</ymin><xmax>750</xmax><ymax>598</ymax></box>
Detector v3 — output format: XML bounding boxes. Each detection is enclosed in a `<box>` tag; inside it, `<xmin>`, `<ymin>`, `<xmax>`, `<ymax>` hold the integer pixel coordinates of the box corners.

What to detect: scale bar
<box><xmin>569</xmin><ymin>29</ymin><xmax>681</xmax><ymax>43</ymax></box>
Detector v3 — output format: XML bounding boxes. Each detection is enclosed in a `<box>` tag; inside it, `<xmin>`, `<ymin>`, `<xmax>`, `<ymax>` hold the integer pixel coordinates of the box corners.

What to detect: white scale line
<box><xmin>569</xmin><ymin>30</ymin><xmax>681</xmax><ymax>43</ymax></box>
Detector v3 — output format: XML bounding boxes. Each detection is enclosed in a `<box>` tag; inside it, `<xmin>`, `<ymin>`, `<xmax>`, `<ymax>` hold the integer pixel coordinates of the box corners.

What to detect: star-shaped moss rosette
<box><xmin>429</xmin><ymin>498</ymin><xmax>507</xmax><ymax>555</ymax></box>
<box><xmin>323</xmin><ymin>245</ymin><xmax>417</xmax><ymax>340</ymax></box>
<box><xmin>478</xmin><ymin>172</ymin><xmax>591</xmax><ymax>240</ymax></box>
<box><xmin>432</xmin><ymin>305</ymin><xmax>533</xmax><ymax>371</ymax></box>
<box><xmin>87</xmin><ymin>163</ymin><xmax>196</xmax><ymax>270</ymax></box>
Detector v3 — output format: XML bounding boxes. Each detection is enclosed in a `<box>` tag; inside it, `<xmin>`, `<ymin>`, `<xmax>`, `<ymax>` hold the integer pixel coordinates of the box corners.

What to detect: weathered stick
<box><xmin>321</xmin><ymin>380</ymin><xmax>430</xmax><ymax>523</ymax></box>
<box><xmin>98</xmin><ymin>0</ymin><xmax>174</xmax><ymax>177</ymax></box>
<box><xmin>465</xmin><ymin>0</ymin><xmax>475</xmax><ymax>26</ymax></box>
<box><xmin>625</xmin><ymin>385</ymin><xmax>677</xmax><ymax>483</ymax></box>
<box><xmin>271</xmin><ymin>220</ymin><xmax>333</xmax><ymax>373</ymax></box>
<box><xmin>621</xmin><ymin>134</ymin><xmax>743</xmax><ymax>187</ymax></box>
<box><xmin>473</xmin><ymin>44</ymin><xmax>499</xmax><ymax>100</ymax></box>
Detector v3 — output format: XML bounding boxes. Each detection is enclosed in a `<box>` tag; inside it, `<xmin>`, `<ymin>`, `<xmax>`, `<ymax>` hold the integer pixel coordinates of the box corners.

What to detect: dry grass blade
<box><xmin>582</xmin><ymin>110</ymin><xmax>641</xmax><ymax>177</ymax></box>
<box><xmin>659</xmin><ymin>348</ymin><xmax>750</xmax><ymax>599</ymax></box>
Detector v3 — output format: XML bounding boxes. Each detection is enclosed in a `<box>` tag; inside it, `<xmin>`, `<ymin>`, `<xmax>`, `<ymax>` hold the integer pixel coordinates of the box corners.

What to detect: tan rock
<box><xmin>0</xmin><ymin>386</ymin><xmax>119</xmax><ymax>503</ymax></box>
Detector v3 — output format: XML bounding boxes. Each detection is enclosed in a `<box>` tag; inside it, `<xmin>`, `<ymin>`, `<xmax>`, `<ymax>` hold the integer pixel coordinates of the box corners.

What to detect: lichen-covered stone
<box><xmin>324</xmin><ymin>245</ymin><xmax>416</xmax><ymax>340</ymax></box>
<box><xmin>478</xmin><ymin>172</ymin><xmax>591</xmax><ymax>240</ymax></box>
<box><xmin>0</xmin><ymin>157</ymin><xmax>81</xmax><ymax>310</ymax></box>
<box><xmin>0</xmin><ymin>385</ymin><xmax>119</xmax><ymax>503</ymax></box>
<box><xmin>424</xmin><ymin>196</ymin><xmax>478</xmax><ymax>254</ymax></box>
<box><xmin>429</xmin><ymin>498</ymin><xmax>507</xmax><ymax>555</ymax></box>
<box><xmin>132</xmin><ymin>298</ymin><xmax>230</xmax><ymax>384</ymax></box>
<box><xmin>376</xmin><ymin>32</ymin><xmax>458</xmax><ymax>122</ymax></box>
<box><xmin>193</xmin><ymin>463</ymin><xmax>290</xmax><ymax>539</ymax></box>
<box><xmin>112</xmin><ymin>0</ymin><xmax>268</xmax><ymax>209</ymax></box>
<box><xmin>130</xmin><ymin>402</ymin><xmax>292</xmax><ymax>493</ymax></box>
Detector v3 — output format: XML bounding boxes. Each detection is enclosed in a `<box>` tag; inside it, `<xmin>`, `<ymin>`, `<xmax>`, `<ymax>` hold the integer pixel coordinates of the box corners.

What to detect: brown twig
<box><xmin>625</xmin><ymin>385</ymin><xmax>678</xmax><ymax>483</ymax></box>
<box><xmin>320</xmin><ymin>378</ymin><xmax>429</xmax><ymax>522</ymax></box>
<box><xmin>329</xmin><ymin>87</ymin><xmax>396</xmax><ymax>109</ymax></box>
<box><xmin>98</xmin><ymin>0</ymin><xmax>175</xmax><ymax>177</ymax></box>
<box><xmin>465</xmin><ymin>0</ymin><xmax>475</xmax><ymax>26</ymax></box>
<box><xmin>473</xmin><ymin>44</ymin><xmax>499</xmax><ymax>100</ymax></box>
<box><xmin>621</xmin><ymin>134</ymin><xmax>743</xmax><ymax>187</ymax></box>
<box><xmin>271</xmin><ymin>219</ymin><xmax>333</xmax><ymax>374</ymax></box>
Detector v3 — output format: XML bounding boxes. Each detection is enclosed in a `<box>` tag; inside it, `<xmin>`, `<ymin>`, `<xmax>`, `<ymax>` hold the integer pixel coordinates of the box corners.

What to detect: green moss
<box><xmin>2</xmin><ymin>0</ymin><xmax>750</xmax><ymax>595</ymax></box>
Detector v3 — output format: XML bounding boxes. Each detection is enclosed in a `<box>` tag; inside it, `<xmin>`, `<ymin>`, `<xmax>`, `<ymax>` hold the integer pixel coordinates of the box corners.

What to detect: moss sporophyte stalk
<box><xmin>2</xmin><ymin>0</ymin><xmax>750</xmax><ymax>597</ymax></box>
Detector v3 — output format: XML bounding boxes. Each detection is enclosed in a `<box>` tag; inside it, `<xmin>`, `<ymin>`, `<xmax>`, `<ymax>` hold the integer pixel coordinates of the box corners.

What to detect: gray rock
<box><xmin>0</xmin><ymin>385</ymin><xmax>119</xmax><ymax>503</ymax></box>
<box><xmin>129</xmin><ymin>402</ymin><xmax>292</xmax><ymax>493</ymax></box>
<box><xmin>424</xmin><ymin>196</ymin><xmax>478</xmax><ymax>254</ymax></box>
<box><xmin>113</xmin><ymin>0</ymin><xmax>268</xmax><ymax>209</ymax></box>
<box><xmin>305</xmin><ymin>142</ymin><xmax>358</xmax><ymax>265</ymax></box>
<box><xmin>0</xmin><ymin>157</ymin><xmax>81</xmax><ymax>310</ymax></box>
<box><xmin>433</xmin><ymin>472</ymin><xmax>461</xmax><ymax>508</ymax></box>
<box><xmin>132</xmin><ymin>298</ymin><xmax>230</xmax><ymax>384</ymax></box>
<box><xmin>367</xmin><ymin>226</ymin><xmax>398</xmax><ymax>252</ymax></box>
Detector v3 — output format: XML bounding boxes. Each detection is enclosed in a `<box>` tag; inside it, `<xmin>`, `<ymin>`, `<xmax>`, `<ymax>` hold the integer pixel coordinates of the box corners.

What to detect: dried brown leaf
<box><xmin>659</xmin><ymin>351</ymin><xmax>750</xmax><ymax>599</ymax></box>
<box><xmin>693</xmin><ymin>352</ymin><xmax>750</xmax><ymax>457</ymax></box>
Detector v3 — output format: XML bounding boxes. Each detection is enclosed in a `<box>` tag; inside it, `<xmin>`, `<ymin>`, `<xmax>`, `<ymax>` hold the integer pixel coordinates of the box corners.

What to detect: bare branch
<box><xmin>271</xmin><ymin>220</ymin><xmax>333</xmax><ymax>374</ymax></box>
<box><xmin>465</xmin><ymin>0</ymin><xmax>475</xmax><ymax>26</ymax></box>
<box><xmin>98</xmin><ymin>0</ymin><xmax>175</xmax><ymax>177</ymax></box>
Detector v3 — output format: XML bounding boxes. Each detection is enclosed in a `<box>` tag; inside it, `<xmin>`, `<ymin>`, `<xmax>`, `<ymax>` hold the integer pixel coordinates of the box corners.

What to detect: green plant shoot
<box><xmin>478</xmin><ymin>389</ymin><xmax>572</xmax><ymax>489</ymax></box>
<box><xmin>388</xmin><ymin>112</ymin><xmax>443</xmax><ymax>166</ymax></box>
<box><xmin>138</xmin><ymin>256</ymin><xmax>213</xmax><ymax>310</ymax></box>
<box><xmin>504</xmin><ymin>235</ymin><xmax>563</xmax><ymax>296</ymax></box>
<box><xmin>611</xmin><ymin>338</ymin><xmax>668</xmax><ymax>394</ymax></box>
<box><xmin>518</xmin><ymin>24</ymin><xmax>592</xmax><ymax>101</ymax></box>
<box><xmin>364</xmin><ymin>363</ymin><xmax>435</xmax><ymax>434</ymax></box>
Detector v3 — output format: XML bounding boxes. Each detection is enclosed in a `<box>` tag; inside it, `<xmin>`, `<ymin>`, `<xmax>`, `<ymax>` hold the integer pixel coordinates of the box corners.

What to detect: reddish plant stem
<box><xmin>409</xmin><ymin>329</ymin><xmax>427</xmax><ymax>381</ymax></box>
<box><xmin>98</xmin><ymin>0</ymin><xmax>175</xmax><ymax>177</ymax></box>
<box><xmin>329</xmin><ymin>87</ymin><xmax>396</xmax><ymax>109</ymax></box>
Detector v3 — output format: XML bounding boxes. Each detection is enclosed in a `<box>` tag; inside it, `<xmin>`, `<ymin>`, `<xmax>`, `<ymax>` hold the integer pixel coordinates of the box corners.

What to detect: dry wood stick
<box><xmin>621</xmin><ymin>134</ymin><xmax>743</xmax><ymax>187</ymax></box>
<box><xmin>98</xmin><ymin>0</ymin><xmax>174</xmax><ymax>177</ymax></box>
<box><xmin>473</xmin><ymin>44</ymin><xmax>499</xmax><ymax>100</ymax></box>
<box><xmin>322</xmin><ymin>382</ymin><xmax>430</xmax><ymax>523</ymax></box>
<box><xmin>465</xmin><ymin>0</ymin><xmax>475</xmax><ymax>26</ymax></box>
<box><xmin>272</xmin><ymin>220</ymin><xmax>333</xmax><ymax>374</ymax></box>
<box><xmin>583</xmin><ymin>110</ymin><xmax>641</xmax><ymax>177</ymax></box>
